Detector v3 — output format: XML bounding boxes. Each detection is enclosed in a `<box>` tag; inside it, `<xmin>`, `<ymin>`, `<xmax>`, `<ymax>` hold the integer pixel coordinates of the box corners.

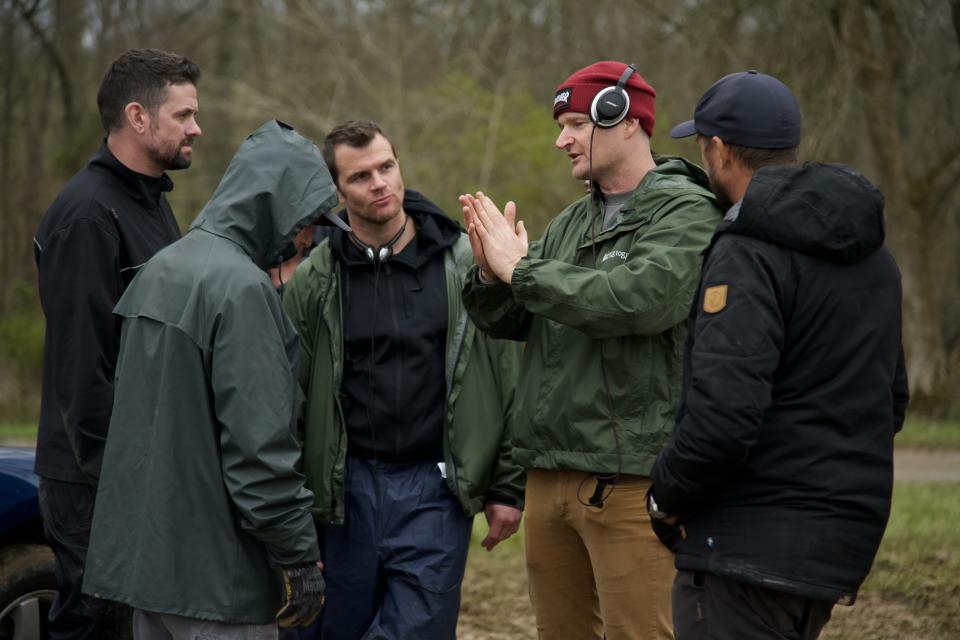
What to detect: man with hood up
<box><xmin>83</xmin><ymin>120</ymin><xmax>341</xmax><ymax>638</ymax></box>
<box><xmin>281</xmin><ymin>120</ymin><xmax>524</xmax><ymax>640</ymax></box>
<box><xmin>461</xmin><ymin>61</ymin><xmax>722</xmax><ymax>640</ymax></box>
<box><xmin>648</xmin><ymin>72</ymin><xmax>909</xmax><ymax>640</ymax></box>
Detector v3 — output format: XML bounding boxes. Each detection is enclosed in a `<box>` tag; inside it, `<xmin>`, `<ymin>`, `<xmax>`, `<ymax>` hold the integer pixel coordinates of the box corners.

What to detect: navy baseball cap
<box><xmin>670</xmin><ymin>70</ymin><xmax>800</xmax><ymax>149</ymax></box>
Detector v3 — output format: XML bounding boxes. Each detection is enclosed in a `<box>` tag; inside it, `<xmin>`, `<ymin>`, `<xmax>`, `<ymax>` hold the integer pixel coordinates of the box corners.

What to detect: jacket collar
<box><xmin>90</xmin><ymin>142</ymin><xmax>174</xmax><ymax>207</ymax></box>
<box><xmin>331</xmin><ymin>190</ymin><xmax>460</xmax><ymax>269</ymax></box>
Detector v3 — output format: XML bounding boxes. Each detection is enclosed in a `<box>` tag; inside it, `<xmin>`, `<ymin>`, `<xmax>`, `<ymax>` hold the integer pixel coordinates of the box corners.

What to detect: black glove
<box><xmin>650</xmin><ymin>517</ymin><xmax>684</xmax><ymax>552</ymax></box>
<box><xmin>646</xmin><ymin>486</ymin><xmax>684</xmax><ymax>553</ymax></box>
<box><xmin>276</xmin><ymin>562</ymin><xmax>325</xmax><ymax>628</ymax></box>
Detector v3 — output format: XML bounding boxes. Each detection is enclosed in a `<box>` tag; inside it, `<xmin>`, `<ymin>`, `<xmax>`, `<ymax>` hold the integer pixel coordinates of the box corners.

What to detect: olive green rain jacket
<box><xmin>83</xmin><ymin>121</ymin><xmax>338</xmax><ymax>624</ymax></box>
<box><xmin>282</xmin><ymin>227</ymin><xmax>525</xmax><ymax>525</ymax></box>
<box><xmin>462</xmin><ymin>156</ymin><xmax>721</xmax><ymax>477</ymax></box>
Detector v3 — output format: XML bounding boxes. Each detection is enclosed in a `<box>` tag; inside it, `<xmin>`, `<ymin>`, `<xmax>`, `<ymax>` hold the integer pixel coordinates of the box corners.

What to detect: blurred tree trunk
<box><xmin>0</xmin><ymin>5</ymin><xmax>19</xmax><ymax>308</ymax></box>
<box><xmin>830</xmin><ymin>0</ymin><xmax>958</xmax><ymax>412</ymax></box>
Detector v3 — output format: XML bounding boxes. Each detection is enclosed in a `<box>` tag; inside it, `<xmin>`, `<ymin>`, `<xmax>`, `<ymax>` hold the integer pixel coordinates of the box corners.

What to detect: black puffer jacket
<box><xmin>651</xmin><ymin>162</ymin><xmax>908</xmax><ymax>604</ymax></box>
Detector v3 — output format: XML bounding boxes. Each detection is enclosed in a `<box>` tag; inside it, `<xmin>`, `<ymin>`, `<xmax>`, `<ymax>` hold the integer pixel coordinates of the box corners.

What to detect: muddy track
<box><xmin>894</xmin><ymin>448</ymin><xmax>960</xmax><ymax>482</ymax></box>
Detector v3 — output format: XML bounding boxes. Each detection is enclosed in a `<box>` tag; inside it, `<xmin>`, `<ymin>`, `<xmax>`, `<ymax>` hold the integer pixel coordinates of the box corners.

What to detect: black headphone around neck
<box><xmin>590</xmin><ymin>63</ymin><xmax>637</xmax><ymax>128</ymax></box>
<box><xmin>349</xmin><ymin>214</ymin><xmax>409</xmax><ymax>263</ymax></box>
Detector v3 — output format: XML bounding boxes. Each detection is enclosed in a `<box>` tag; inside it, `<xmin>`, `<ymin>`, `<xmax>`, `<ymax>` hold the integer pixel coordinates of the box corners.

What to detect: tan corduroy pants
<box><xmin>524</xmin><ymin>468</ymin><xmax>675</xmax><ymax>640</ymax></box>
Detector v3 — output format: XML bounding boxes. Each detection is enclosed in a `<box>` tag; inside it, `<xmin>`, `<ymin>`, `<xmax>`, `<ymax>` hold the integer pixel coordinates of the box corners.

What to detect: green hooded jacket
<box><xmin>282</xmin><ymin>215</ymin><xmax>524</xmax><ymax>525</ymax></box>
<box><xmin>83</xmin><ymin>121</ymin><xmax>339</xmax><ymax>623</ymax></box>
<box><xmin>462</xmin><ymin>156</ymin><xmax>721</xmax><ymax>476</ymax></box>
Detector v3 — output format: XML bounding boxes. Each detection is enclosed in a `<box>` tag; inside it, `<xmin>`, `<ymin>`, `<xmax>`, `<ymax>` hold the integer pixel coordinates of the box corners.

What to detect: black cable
<box><xmin>575</xmin><ymin>124</ymin><xmax>624</xmax><ymax>509</ymax></box>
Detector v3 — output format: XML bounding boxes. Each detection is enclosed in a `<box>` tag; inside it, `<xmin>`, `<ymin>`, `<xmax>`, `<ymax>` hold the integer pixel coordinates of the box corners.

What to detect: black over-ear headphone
<box><xmin>349</xmin><ymin>214</ymin><xmax>409</xmax><ymax>263</ymax></box>
<box><xmin>590</xmin><ymin>63</ymin><xmax>637</xmax><ymax>129</ymax></box>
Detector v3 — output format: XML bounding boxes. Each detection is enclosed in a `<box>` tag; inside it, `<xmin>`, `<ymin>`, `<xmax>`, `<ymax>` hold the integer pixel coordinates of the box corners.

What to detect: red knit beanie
<box><xmin>553</xmin><ymin>61</ymin><xmax>657</xmax><ymax>137</ymax></box>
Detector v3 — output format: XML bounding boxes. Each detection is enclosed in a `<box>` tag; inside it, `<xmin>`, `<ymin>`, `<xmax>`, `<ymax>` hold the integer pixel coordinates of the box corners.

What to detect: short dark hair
<box><xmin>97</xmin><ymin>48</ymin><xmax>201</xmax><ymax>133</ymax></box>
<box><xmin>322</xmin><ymin>120</ymin><xmax>398</xmax><ymax>186</ymax></box>
<box><xmin>701</xmin><ymin>135</ymin><xmax>798</xmax><ymax>171</ymax></box>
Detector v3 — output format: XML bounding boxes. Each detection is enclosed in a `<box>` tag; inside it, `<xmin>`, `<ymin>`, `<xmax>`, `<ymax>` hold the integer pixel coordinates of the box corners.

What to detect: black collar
<box><xmin>90</xmin><ymin>142</ymin><xmax>174</xmax><ymax>207</ymax></box>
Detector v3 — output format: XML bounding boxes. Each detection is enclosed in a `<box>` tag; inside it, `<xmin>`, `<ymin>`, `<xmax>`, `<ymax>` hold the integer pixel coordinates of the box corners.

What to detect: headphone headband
<box><xmin>616</xmin><ymin>64</ymin><xmax>636</xmax><ymax>91</ymax></box>
<box><xmin>590</xmin><ymin>63</ymin><xmax>637</xmax><ymax>129</ymax></box>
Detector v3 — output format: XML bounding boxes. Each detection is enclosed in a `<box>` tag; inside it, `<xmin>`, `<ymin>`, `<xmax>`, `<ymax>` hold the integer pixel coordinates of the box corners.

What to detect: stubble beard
<box><xmin>706</xmin><ymin>170</ymin><xmax>734</xmax><ymax>212</ymax></box>
<box><xmin>147</xmin><ymin>138</ymin><xmax>194</xmax><ymax>171</ymax></box>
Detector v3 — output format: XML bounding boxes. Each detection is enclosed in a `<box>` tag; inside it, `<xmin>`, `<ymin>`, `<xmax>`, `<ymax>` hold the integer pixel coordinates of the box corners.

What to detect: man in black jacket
<box><xmin>648</xmin><ymin>71</ymin><xmax>909</xmax><ymax>640</ymax></box>
<box><xmin>33</xmin><ymin>48</ymin><xmax>201</xmax><ymax>639</ymax></box>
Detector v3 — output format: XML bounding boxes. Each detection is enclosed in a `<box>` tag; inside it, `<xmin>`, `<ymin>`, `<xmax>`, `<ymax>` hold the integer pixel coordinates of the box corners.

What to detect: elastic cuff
<box><xmin>485</xmin><ymin>492</ymin><xmax>522</xmax><ymax>508</ymax></box>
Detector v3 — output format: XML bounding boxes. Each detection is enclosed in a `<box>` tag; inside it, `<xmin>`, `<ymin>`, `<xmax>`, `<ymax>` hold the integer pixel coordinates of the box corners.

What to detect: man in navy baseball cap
<box><xmin>669</xmin><ymin>70</ymin><xmax>801</xmax><ymax>212</ymax></box>
<box><xmin>670</xmin><ymin>69</ymin><xmax>800</xmax><ymax>148</ymax></box>
<box><xmin>648</xmin><ymin>71</ymin><xmax>908</xmax><ymax>640</ymax></box>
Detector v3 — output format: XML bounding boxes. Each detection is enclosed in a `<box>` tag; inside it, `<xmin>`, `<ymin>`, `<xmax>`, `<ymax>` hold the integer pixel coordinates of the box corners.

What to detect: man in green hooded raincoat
<box><xmin>83</xmin><ymin>121</ymin><xmax>341</xmax><ymax>638</ymax></box>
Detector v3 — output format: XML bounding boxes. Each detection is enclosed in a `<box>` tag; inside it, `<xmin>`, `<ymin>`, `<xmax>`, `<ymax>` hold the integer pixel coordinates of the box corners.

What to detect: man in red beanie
<box><xmin>460</xmin><ymin>61</ymin><xmax>722</xmax><ymax>639</ymax></box>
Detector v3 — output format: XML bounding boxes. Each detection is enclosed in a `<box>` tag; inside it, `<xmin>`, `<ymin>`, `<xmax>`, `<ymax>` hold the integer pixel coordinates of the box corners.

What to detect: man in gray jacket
<box><xmin>84</xmin><ymin>121</ymin><xmax>342</xmax><ymax>638</ymax></box>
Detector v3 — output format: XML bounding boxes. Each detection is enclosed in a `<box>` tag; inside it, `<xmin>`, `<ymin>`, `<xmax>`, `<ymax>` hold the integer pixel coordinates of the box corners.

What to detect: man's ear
<box><xmin>710</xmin><ymin>136</ymin><xmax>734</xmax><ymax>168</ymax></box>
<box><xmin>124</xmin><ymin>102</ymin><xmax>150</xmax><ymax>135</ymax></box>
<box><xmin>621</xmin><ymin>117</ymin><xmax>643</xmax><ymax>139</ymax></box>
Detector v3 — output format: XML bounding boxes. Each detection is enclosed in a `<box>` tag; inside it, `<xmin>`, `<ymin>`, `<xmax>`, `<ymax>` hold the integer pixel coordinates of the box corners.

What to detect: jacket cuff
<box><xmin>485</xmin><ymin>492</ymin><xmax>523</xmax><ymax>509</ymax></box>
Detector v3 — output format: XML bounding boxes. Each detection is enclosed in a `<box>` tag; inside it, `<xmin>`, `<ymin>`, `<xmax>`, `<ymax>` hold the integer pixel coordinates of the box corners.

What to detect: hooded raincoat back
<box><xmin>83</xmin><ymin>121</ymin><xmax>339</xmax><ymax>623</ymax></box>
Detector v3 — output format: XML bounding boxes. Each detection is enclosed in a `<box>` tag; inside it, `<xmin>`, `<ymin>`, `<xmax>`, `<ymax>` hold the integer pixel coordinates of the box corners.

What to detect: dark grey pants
<box><xmin>672</xmin><ymin>570</ymin><xmax>834</xmax><ymax>640</ymax></box>
<box><xmin>38</xmin><ymin>476</ymin><xmax>133</xmax><ymax>640</ymax></box>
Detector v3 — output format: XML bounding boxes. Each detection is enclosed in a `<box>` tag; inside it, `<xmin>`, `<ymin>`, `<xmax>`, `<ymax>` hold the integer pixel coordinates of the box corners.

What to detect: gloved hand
<box><xmin>276</xmin><ymin>561</ymin><xmax>325</xmax><ymax>628</ymax></box>
<box><xmin>650</xmin><ymin>517</ymin><xmax>685</xmax><ymax>552</ymax></box>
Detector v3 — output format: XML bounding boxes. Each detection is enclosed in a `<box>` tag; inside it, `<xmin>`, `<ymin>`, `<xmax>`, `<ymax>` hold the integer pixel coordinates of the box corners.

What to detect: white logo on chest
<box><xmin>601</xmin><ymin>249</ymin><xmax>628</xmax><ymax>263</ymax></box>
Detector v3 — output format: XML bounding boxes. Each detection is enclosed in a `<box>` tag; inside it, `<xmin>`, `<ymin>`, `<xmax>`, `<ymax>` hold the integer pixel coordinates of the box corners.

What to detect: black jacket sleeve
<box><xmin>38</xmin><ymin>215</ymin><xmax>121</xmax><ymax>482</ymax></box>
<box><xmin>651</xmin><ymin>235</ymin><xmax>789</xmax><ymax>516</ymax></box>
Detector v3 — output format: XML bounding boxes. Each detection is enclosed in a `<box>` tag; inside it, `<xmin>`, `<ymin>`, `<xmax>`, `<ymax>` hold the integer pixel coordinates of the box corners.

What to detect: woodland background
<box><xmin>1</xmin><ymin>0</ymin><xmax>958</xmax><ymax>422</ymax></box>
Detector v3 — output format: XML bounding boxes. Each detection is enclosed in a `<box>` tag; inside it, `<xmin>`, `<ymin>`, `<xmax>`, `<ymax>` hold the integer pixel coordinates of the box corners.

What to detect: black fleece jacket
<box><xmin>34</xmin><ymin>144</ymin><xmax>181</xmax><ymax>483</ymax></box>
<box><xmin>651</xmin><ymin>162</ymin><xmax>908</xmax><ymax>604</ymax></box>
<box><xmin>332</xmin><ymin>191</ymin><xmax>462</xmax><ymax>462</ymax></box>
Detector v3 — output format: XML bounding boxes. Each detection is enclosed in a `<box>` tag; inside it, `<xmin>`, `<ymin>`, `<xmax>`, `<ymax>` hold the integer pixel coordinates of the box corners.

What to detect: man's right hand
<box><xmin>276</xmin><ymin>561</ymin><xmax>325</xmax><ymax>628</ymax></box>
<box><xmin>460</xmin><ymin>194</ymin><xmax>495</xmax><ymax>282</ymax></box>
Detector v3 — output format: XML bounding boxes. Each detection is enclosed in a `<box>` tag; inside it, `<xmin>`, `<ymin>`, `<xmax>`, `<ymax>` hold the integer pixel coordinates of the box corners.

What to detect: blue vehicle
<box><xmin>0</xmin><ymin>447</ymin><xmax>55</xmax><ymax>640</ymax></box>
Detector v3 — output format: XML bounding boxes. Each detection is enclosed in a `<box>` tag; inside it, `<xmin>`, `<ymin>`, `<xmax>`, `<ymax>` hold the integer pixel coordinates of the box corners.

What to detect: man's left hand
<box><xmin>481</xmin><ymin>502</ymin><xmax>522</xmax><ymax>551</ymax></box>
<box><xmin>462</xmin><ymin>192</ymin><xmax>528</xmax><ymax>284</ymax></box>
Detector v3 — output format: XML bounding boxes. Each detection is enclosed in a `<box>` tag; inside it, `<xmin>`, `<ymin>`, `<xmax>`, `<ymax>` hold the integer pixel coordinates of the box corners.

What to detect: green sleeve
<box><xmin>482</xmin><ymin>334</ymin><xmax>526</xmax><ymax>509</ymax></box>
<box><xmin>212</xmin><ymin>280</ymin><xmax>319</xmax><ymax>567</ymax></box>
<box><xmin>281</xmin><ymin>265</ymin><xmax>317</xmax><ymax>398</ymax></box>
<box><xmin>461</xmin><ymin>235</ymin><xmax>548</xmax><ymax>341</ymax></box>
<box><xmin>510</xmin><ymin>195</ymin><xmax>718</xmax><ymax>339</ymax></box>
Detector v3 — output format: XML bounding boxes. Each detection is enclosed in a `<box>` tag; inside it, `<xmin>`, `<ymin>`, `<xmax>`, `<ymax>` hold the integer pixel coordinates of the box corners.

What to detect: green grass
<box><xmin>4</xmin><ymin>418</ymin><xmax>958</xmax><ymax>449</ymax></box>
<box><xmin>0</xmin><ymin>422</ymin><xmax>37</xmax><ymax>445</ymax></box>
<box><xmin>462</xmin><ymin>482</ymin><xmax>960</xmax><ymax>639</ymax></box>
<box><xmin>895</xmin><ymin>419</ymin><xmax>960</xmax><ymax>449</ymax></box>
<box><xmin>855</xmin><ymin>482</ymin><xmax>960</xmax><ymax>636</ymax></box>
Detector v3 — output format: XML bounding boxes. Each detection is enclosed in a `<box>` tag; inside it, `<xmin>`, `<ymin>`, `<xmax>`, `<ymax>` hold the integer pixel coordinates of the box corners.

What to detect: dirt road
<box><xmin>894</xmin><ymin>448</ymin><xmax>960</xmax><ymax>482</ymax></box>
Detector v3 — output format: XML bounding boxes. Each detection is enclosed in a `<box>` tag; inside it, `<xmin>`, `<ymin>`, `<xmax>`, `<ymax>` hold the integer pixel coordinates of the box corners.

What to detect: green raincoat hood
<box><xmin>189</xmin><ymin>120</ymin><xmax>339</xmax><ymax>270</ymax></box>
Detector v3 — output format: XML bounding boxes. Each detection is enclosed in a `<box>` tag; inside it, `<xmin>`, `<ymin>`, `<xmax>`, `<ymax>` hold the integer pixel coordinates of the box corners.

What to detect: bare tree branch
<box><xmin>12</xmin><ymin>0</ymin><xmax>73</xmax><ymax>127</ymax></box>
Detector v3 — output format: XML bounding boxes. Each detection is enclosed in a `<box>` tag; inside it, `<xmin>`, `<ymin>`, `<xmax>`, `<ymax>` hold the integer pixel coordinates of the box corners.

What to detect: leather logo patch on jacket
<box><xmin>703</xmin><ymin>285</ymin><xmax>728</xmax><ymax>313</ymax></box>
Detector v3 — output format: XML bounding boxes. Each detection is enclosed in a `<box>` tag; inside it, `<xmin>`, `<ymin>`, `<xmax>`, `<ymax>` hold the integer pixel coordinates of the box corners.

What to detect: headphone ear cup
<box><xmin>591</xmin><ymin>86</ymin><xmax>631</xmax><ymax>128</ymax></box>
<box><xmin>379</xmin><ymin>246</ymin><xmax>391</xmax><ymax>262</ymax></box>
<box><xmin>365</xmin><ymin>246</ymin><xmax>376</xmax><ymax>262</ymax></box>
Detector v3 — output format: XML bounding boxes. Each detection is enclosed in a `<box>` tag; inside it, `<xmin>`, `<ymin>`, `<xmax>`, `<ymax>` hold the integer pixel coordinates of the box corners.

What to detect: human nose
<box><xmin>371</xmin><ymin>171</ymin><xmax>387</xmax><ymax>190</ymax></box>
<box><xmin>555</xmin><ymin>128</ymin><xmax>572</xmax><ymax>150</ymax></box>
<box><xmin>187</xmin><ymin>117</ymin><xmax>202</xmax><ymax>138</ymax></box>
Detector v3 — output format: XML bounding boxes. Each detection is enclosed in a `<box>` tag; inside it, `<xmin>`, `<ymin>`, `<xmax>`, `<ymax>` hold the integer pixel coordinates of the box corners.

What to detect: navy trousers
<box><xmin>293</xmin><ymin>457</ymin><xmax>473</xmax><ymax>640</ymax></box>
